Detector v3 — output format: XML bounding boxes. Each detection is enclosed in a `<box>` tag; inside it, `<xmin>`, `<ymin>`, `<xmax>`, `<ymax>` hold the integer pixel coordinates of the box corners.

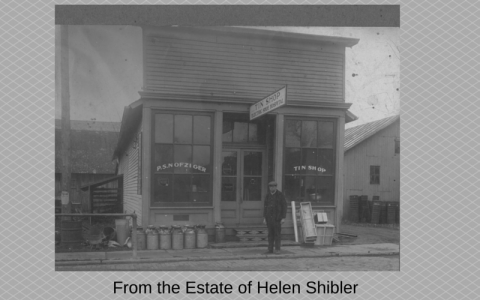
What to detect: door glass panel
<box><xmin>243</xmin><ymin>177</ymin><xmax>262</xmax><ymax>201</ymax></box>
<box><xmin>222</xmin><ymin>152</ymin><xmax>237</xmax><ymax>176</ymax></box>
<box><xmin>233</xmin><ymin>122</ymin><xmax>248</xmax><ymax>143</ymax></box>
<box><xmin>221</xmin><ymin>177</ymin><xmax>236</xmax><ymax>202</ymax></box>
<box><xmin>243</xmin><ymin>151</ymin><xmax>262</xmax><ymax>175</ymax></box>
<box><xmin>221</xmin><ymin>151</ymin><xmax>237</xmax><ymax>202</ymax></box>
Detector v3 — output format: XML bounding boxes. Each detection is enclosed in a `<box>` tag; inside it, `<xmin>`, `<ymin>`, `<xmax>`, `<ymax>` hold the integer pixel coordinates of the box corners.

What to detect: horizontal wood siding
<box><xmin>144</xmin><ymin>30</ymin><xmax>345</xmax><ymax>103</ymax></box>
<box><xmin>118</xmin><ymin>126</ymin><xmax>143</xmax><ymax>227</ymax></box>
<box><xmin>343</xmin><ymin>121</ymin><xmax>400</xmax><ymax>221</ymax></box>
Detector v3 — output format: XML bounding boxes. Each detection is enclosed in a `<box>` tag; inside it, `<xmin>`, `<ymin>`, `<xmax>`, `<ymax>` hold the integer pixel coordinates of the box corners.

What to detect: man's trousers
<box><xmin>266</xmin><ymin>220</ymin><xmax>282</xmax><ymax>252</ymax></box>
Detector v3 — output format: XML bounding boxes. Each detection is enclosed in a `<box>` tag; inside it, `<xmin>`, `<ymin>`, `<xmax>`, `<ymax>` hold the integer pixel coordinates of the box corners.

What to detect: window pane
<box><xmin>302</xmin><ymin>149</ymin><xmax>318</xmax><ymax>175</ymax></box>
<box><xmin>194</xmin><ymin>116</ymin><xmax>211</xmax><ymax>144</ymax></box>
<box><xmin>301</xmin><ymin>121</ymin><xmax>317</xmax><ymax>147</ymax></box>
<box><xmin>248</xmin><ymin>123</ymin><xmax>258</xmax><ymax>142</ymax></box>
<box><xmin>285</xmin><ymin>148</ymin><xmax>301</xmax><ymax>174</ymax></box>
<box><xmin>174</xmin><ymin>115</ymin><xmax>192</xmax><ymax>144</ymax></box>
<box><xmin>222</xmin><ymin>121</ymin><xmax>233</xmax><ymax>142</ymax></box>
<box><xmin>244</xmin><ymin>151</ymin><xmax>262</xmax><ymax>175</ymax></box>
<box><xmin>193</xmin><ymin>146</ymin><xmax>210</xmax><ymax>173</ymax></box>
<box><xmin>243</xmin><ymin>177</ymin><xmax>262</xmax><ymax>201</ymax></box>
<box><xmin>284</xmin><ymin>175</ymin><xmax>303</xmax><ymax>201</ymax></box>
<box><xmin>191</xmin><ymin>175</ymin><xmax>210</xmax><ymax>203</ymax></box>
<box><xmin>233</xmin><ymin>122</ymin><xmax>248</xmax><ymax>143</ymax></box>
<box><xmin>174</xmin><ymin>145</ymin><xmax>192</xmax><ymax>173</ymax></box>
<box><xmin>285</xmin><ymin>120</ymin><xmax>301</xmax><ymax>147</ymax></box>
<box><xmin>222</xmin><ymin>151</ymin><xmax>237</xmax><ymax>176</ymax></box>
<box><xmin>173</xmin><ymin>175</ymin><xmax>191</xmax><ymax>202</ymax></box>
<box><xmin>305</xmin><ymin>176</ymin><xmax>318</xmax><ymax>202</ymax></box>
<box><xmin>317</xmin><ymin>149</ymin><xmax>334</xmax><ymax>175</ymax></box>
<box><xmin>221</xmin><ymin>177</ymin><xmax>236</xmax><ymax>201</ymax></box>
<box><xmin>153</xmin><ymin>174</ymin><xmax>173</xmax><ymax>202</ymax></box>
<box><xmin>318</xmin><ymin>121</ymin><xmax>334</xmax><ymax>148</ymax></box>
<box><xmin>316</xmin><ymin>176</ymin><xmax>334</xmax><ymax>204</ymax></box>
<box><xmin>155</xmin><ymin>114</ymin><xmax>173</xmax><ymax>143</ymax></box>
<box><xmin>154</xmin><ymin>145</ymin><xmax>173</xmax><ymax>173</ymax></box>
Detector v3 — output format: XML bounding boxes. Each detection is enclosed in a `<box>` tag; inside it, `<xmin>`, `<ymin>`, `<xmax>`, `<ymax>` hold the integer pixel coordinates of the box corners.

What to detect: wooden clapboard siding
<box><xmin>343</xmin><ymin>120</ymin><xmax>400</xmax><ymax>221</ymax></box>
<box><xmin>118</xmin><ymin>125</ymin><xmax>143</xmax><ymax>226</ymax></box>
<box><xmin>143</xmin><ymin>28</ymin><xmax>345</xmax><ymax>103</ymax></box>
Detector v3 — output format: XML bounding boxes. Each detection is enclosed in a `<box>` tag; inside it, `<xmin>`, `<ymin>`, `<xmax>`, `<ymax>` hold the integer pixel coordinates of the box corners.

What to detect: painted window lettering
<box><xmin>157</xmin><ymin>163</ymin><xmax>207</xmax><ymax>172</ymax></box>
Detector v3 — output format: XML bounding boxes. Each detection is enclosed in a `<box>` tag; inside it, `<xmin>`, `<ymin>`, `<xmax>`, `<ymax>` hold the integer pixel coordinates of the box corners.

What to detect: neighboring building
<box><xmin>343</xmin><ymin>115</ymin><xmax>400</xmax><ymax>221</ymax></box>
<box><xmin>55</xmin><ymin>119</ymin><xmax>120</xmax><ymax>212</ymax></box>
<box><xmin>113</xmin><ymin>26</ymin><xmax>359</xmax><ymax>237</ymax></box>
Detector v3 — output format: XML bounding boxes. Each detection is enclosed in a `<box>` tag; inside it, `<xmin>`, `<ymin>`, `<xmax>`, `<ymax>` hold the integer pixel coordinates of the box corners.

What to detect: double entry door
<box><xmin>220</xmin><ymin>149</ymin><xmax>266</xmax><ymax>226</ymax></box>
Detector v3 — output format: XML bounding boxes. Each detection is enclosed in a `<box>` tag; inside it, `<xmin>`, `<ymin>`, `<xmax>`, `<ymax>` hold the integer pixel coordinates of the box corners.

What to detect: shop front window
<box><xmin>284</xmin><ymin>118</ymin><xmax>336</xmax><ymax>204</ymax></box>
<box><xmin>153</xmin><ymin>113</ymin><xmax>212</xmax><ymax>206</ymax></box>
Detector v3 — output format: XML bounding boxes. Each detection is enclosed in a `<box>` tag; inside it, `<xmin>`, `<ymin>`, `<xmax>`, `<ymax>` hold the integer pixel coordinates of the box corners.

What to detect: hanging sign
<box><xmin>250</xmin><ymin>86</ymin><xmax>287</xmax><ymax>120</ymax></box>
<box><xmin>61</xmin><ymin>191</ymin><xmax>69</xmax><ymax>205</ymax></box>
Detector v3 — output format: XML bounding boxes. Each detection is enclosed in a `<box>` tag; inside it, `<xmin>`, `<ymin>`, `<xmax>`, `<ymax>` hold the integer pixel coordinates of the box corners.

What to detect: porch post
<box><xmin>212</xmin><ymin>110</ymin><xmax>223</xmax><ymax>223</ymax></box>
<box><xmin>335</xmin><ymin>115</ymin><xmax>346</xmax><ymax>233</ymax></box>
<box><xmin>141</xmin><ymin>106</ymin><xmax>152</xmax><ymax>229</ymax></box>
<box><xmin>274</xmin><ymin>114</ymin><xmax>284</xmax><ymax>190</ymax></box>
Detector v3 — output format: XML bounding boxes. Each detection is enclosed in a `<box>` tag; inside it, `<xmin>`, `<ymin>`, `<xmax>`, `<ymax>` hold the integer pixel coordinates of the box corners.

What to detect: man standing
<box><xmin>263</xmin><ymin>181</ymin><xmax>287</xmax><ymax>254</ymax></box>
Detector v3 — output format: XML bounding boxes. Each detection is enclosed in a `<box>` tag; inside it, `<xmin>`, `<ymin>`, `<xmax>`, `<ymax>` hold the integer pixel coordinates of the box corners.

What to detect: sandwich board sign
<box><xmin>250</xmin><ymin>86</ymin><xmax>287</xmax><ymax>120</ymax></box>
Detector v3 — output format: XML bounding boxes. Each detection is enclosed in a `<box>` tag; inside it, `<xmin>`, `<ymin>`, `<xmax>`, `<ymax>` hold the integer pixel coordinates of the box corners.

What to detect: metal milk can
<box><xmin>196</xmin><ymin>224</ymin><xmax>208</xmax><ymax>248</ymax></box>
<box><xmin>136</xmin><ymin>228</ymin><xmax>146</xmax><ymax>250</ymax></box>
<box><xmin>158</xmin><ymin>225</ymin><xmax>171</xmax><ymax>250</ymax></box>
<box><xmin>171</xmin><ymin>225</ymin><xmax>184</xmax><ymax>250</ymax></box>
<box><xmin>184</xmin><ymin>225</ymin><xmax>196</xmax><ymax>249</ymax></box>
<box><xmin>146</xmin><ymin>225</ymin><xmax>159</xmax><ymax>250</ymax></box>
<box><xmin>215</xmin><ymin>222</ymin><xmax>225</xmax><ymax>243</ymax></box>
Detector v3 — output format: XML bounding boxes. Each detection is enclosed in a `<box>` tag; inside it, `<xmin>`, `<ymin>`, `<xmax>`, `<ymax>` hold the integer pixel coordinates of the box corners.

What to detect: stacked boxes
<box><xmin>349</xmin><ymin>195</ymin><xmax>359</xmax><ymax>223</ymax></box>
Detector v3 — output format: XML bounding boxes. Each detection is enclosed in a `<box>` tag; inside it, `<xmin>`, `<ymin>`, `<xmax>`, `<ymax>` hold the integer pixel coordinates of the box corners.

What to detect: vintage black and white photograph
<box><xmin>55</xmin><ymin>24</ymin><xmax>400</xmax><ymax>271</ymax></box>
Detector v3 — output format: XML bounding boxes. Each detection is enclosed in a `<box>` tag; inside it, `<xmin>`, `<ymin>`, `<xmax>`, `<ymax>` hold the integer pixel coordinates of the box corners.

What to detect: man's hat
<box><xmin>268</xmin><ymin>181</ymin><xmax>277</xmax><ymax>186</ymax></box>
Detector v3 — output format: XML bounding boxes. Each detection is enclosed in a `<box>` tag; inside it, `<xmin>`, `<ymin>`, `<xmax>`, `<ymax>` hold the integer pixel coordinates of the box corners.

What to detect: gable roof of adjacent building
<box><xmin>344</xmin><ymin>115</ymin><xmax>400</xmax><ymax>152</ymax></box>
<box><xmin>55</xmin><ymin>119</ymin><xmax>121</xmax><ymax>174</ymax></box>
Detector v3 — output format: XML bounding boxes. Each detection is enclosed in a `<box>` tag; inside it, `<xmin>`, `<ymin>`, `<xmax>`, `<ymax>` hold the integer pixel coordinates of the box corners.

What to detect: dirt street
<box><xmin>56</xmin><ymin>255</ymin><xmax>399</xmax><ymax>271</ymax></box>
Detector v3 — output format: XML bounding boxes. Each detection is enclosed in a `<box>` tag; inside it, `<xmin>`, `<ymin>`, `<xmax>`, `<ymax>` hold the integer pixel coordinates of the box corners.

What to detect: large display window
<box><xmin>152</xmin><ymin>112</ymin><xmax>213</xmax><ymax>207</ymax></box>
<box><xmin>283</xmin><ymin>118</ymin><xmax>337</xmax><ymax>205</ymax></box>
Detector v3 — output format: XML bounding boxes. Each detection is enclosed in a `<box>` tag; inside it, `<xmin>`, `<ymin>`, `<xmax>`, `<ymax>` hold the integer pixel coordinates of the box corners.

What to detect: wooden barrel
<box><xmin>60</xmin><ymin>220</ymin><xmax>83</xmax><ymax>246</ymax></box>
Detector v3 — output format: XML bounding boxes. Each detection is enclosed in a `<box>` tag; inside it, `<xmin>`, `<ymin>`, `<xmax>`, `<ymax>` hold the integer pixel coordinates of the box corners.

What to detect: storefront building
<box><xmin>113</xmin><ymin>26</ymin><xmax>359</xmax><ymax>237</ymax></box>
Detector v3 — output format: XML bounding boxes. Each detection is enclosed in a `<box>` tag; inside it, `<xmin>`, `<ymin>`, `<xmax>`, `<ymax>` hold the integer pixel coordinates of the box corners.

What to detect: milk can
<box><xmin>158</xmin><ymin>225</ymin><xmax>171</xmax><ymax>250</ymax></box>
<box><xmin>136</xmin><ymin>228</ymin><xmax>146</xmax><ymax>250</ymax></box>
<box><xmin>196</xmin><ymin>225</ymin><xmax>208</xmax><ymax>248</ymax></box>
<box><xmin>215</xmin><ymin>222</ymin><xmax>225</xmax><ymax>243</ymax></box>
<box><xmin>184</xmin><ymin>225</ymin><xmax>196</xmax><ymax>249</ymax></box>
<box><xmin>146</xmin><ymin>225</ymin><xmax>159</xmax><ymax>250</ymax></box>
<box><xmin>171</xmin><ymin>225</ymin><xmax>184</xmax><ymax>250</ymax></box>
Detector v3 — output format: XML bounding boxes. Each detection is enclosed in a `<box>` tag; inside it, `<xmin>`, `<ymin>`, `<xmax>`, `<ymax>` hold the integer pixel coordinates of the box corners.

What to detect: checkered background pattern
<box><xmin>1</xmin><ymin>1</ymin><xmax>479</xmax><ymax>299</ymax></box>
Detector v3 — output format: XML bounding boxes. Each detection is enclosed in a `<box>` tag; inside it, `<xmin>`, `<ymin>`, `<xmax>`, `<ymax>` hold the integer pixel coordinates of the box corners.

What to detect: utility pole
<box><xmin>57</xmin><ymin>25</ymin><xmax>71</xmax><ymax>220</ymax></box>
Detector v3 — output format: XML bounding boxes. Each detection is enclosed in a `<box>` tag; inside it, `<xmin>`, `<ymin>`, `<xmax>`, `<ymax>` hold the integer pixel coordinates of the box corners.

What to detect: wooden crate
<box><xmin>299</xmin><ymin>202</ymin><xmax>317</xmax><ymax>243</ymax></box>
